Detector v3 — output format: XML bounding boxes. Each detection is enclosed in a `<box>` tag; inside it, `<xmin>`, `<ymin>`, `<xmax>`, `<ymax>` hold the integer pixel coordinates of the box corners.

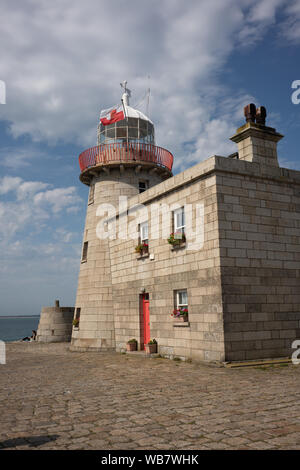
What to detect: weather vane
<box><xmin>120</xmin><ymin>80</ymin><xmax>131</xmax><ymax>98</ymax></box>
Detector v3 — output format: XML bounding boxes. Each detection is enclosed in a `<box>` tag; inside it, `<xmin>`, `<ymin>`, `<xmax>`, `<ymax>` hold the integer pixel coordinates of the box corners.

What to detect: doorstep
<box><xmin>125</xmin><ymin>350</ymin><xmax>159</xmax><ymax>358</ymax></box>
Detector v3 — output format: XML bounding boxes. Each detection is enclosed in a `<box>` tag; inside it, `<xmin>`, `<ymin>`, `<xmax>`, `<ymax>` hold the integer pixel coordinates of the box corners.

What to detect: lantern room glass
<box><xmin>98</xmin><ymin>117</ymin><xmax>155</xmax><ymax>145</ymax></box>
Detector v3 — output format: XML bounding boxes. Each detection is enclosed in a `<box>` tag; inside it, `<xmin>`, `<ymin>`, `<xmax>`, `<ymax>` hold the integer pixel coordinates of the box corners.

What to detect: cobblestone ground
<box><xmin>1</xmin><ymin>342</ymin><xmax>300</xmax><ymax>450</ymax></box>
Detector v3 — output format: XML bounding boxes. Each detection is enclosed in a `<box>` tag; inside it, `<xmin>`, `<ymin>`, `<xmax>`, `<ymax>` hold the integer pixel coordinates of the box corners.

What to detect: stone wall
<box><xmin>216</xmin><ymin>158</ymin><xmax>300</xmax><ymax>361</ymax></box>
<box><xmin>109</xmin><ymin>157</ymin><xmax>225</xmax><ymax>362</ymax></box>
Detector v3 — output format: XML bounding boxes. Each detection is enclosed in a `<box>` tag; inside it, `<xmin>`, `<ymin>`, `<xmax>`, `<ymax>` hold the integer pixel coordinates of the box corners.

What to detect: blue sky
<box><xmin>0</xmin><ymin>0</ymin><xmax>300</xmax><ymax>315</ymax></box>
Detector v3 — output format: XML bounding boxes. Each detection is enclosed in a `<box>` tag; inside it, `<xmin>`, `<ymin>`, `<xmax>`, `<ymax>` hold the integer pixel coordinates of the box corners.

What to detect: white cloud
<box><xmin>33</xmin><ymin>187</ymin><xmax>81</xmax><ymax>213</ymax></box>
<box><xmin>0</xmin><ymin>176</ymin><xmax>83</xmax><ymax>238</ymax></box>
<box><xmin>0</xmin><ymin>146</ymin><xmax>48</xmax><ymax>169</ymax></box>
<box><xmin>0</xmin><ymin>176</ymin><xmax>22</xmax><ymax>195</ymax></box>
<box><xmin>248</xmin><ymin>0</ymin><xmax>284</xmax><ymax>23</ymax></box>
<box><xmin>281</xmin><ymin>0</ymin><xmax>300</xmax><ymax>43</ymax></box>
<box><xmin>17</xmin><ymin>181</ymin><xmax>50</xmax><ymax>200</ymax></box>
<box><xmin>0</xmin><ymin>174</ymin><xmax>83</xmax><ymax>314</ymax></box>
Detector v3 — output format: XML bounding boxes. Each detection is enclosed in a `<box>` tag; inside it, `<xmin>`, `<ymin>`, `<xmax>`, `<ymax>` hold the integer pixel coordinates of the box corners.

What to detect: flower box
<box><xmin>168</xmin><ymin>232</ymin><xmax>186</xmax><ymax>247</ymax></box>
<box><xmin>135</xmin><ymin>243</ymin><xmax>149</xmax><ymax>256</ymax></box>
<box><xmin>171</xmin><ymin>308</ymin><xmax>188</xmax><ymax>322</ymax></box>
<box><xmin>173</xmin><ymin>314</ymin><xmax>188</xmax><ymax>322</ymax></box>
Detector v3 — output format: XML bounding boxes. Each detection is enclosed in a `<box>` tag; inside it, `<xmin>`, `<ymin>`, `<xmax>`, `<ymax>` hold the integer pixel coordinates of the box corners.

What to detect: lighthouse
<box><xmin>71</xmin><ymin>83</ymin><xmax>174</xmax><ymax>351</ymax></box>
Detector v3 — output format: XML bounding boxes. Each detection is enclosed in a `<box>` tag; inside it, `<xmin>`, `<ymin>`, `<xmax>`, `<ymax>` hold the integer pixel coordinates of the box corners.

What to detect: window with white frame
<box><xmin>174</xmin><ymin>289</ymin><xmax>189</xmax><ymax>318</ymax></box>
<box><xmin>173</xmin><ymin>207</ymin><xmax>185</xmax><ymax>242</ymax></box>
<box><xmin>176</xmin><ymin>289</ymin><xmax>188</xmax><ymax>309</ymax></box>
<box><xmin>140</xmin><ymin>221</ymin><xmax>149</xmax><ymax>245</ymax></box>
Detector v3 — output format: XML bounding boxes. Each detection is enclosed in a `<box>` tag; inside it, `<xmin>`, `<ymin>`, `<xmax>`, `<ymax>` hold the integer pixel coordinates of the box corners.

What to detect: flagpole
<box><xmin>120</xmin><ymin>81</ymin><xmax>129</xmax><ymax>147</ymax></box>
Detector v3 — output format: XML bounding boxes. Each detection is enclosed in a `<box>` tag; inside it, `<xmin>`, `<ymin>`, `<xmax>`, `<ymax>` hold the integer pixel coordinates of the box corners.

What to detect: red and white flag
<box><xmin>100</xmin><ymin>104</ymin><xmax>125</xmax><ymax>126</ymax></box>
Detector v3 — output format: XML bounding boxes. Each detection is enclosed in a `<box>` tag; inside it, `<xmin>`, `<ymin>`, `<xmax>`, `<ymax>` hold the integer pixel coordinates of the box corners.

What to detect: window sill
<box><xmin>136</xmin><ymin>253</ymin><xmax>150</xmax><ymax>260</ymax></box>
<box><xmin>171</xmin><ymin>243</ymin><xmax>186</xmax><ymax>251</ymax></box>
<box><xmin>173</xmin><ymin>322</ymin><xmax>190</xmax><ymax>327</ymax></box>
<box><xmin>81</xmin><ymin>259</ymin><xmax>87</xmax><ymax>264</ymax></box>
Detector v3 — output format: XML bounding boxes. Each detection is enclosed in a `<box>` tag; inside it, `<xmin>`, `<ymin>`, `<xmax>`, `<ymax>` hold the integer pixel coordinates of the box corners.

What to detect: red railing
<box><xmin>79</xmin><ymin>142</ymin><xmax>173</xmax><ymax>173</ymax></box>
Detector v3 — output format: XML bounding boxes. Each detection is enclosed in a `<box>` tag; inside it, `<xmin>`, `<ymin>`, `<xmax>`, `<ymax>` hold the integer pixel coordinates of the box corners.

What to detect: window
<box><xmin>116</xmin><ymin>127</ymin><xmax>127</xmax><ymax>138</ymax></box>
<box><xmin>140</xmin><ymin>221</ymin><xmax>148</xmax><ymax>244</ymax></box>
<box><xmin>176</xmin><ymin>289</ymin><xmax>188</xmax><ymax>308</ymax></box>
<box><xmin>81</xmin><ymin>241</ymin><xmax>88</xmax><ymax>262</ymax></box>
<box><xmin>139</xmin><ymin>180</ymin><xmax>148</xmax><ymax>193</ymax></box>
<box><xmin>106</xmin><ymin>128</ymin><xmax>115</xmax><ymax>139</ymax></box>
<box><xmin>174</xmin><ymin>289</ymin><xmax>189</xmax><ymax>319</ymax></box>
<box><xmin>75</xmin><ymin>307</ymin><xmax>81</xmax><ymax>319</ymax></box>
<box><xmin>88</xmin><ymin>184</ymin><xmax>95</xmax><ymax>205</ymax></box>
<box><xmin>73</xmin><ymin>308</ymin><xmax>80</xmax><ymax>328</ymax></box>
<box><xmin>173</xmin><ymin>207</ymin><xmax>185</xmax><ymax>234</ymax></box>
<box><xmin>136</xmin><ymin>221</ymin><xmax>149</xmax><ymax>256</ymax></box>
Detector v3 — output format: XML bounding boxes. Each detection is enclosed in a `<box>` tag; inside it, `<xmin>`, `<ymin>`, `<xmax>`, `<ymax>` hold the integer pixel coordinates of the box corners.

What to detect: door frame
<box><xmin>139</xmin><ymin>293</ymin><xmax>150</xmax><ymax>350</ymax></box>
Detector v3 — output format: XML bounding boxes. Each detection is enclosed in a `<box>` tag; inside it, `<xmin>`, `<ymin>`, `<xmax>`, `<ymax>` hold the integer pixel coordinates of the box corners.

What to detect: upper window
<box><xmin>139</xmin><ymin>180</ymin><xmax>149</xmax><ymax>193</ymax></box>
<box><xmin>99</xmin><ymin>118</ymin><xmax>155</xmax><ymax>145</ymax></box>
<box><xmin>173</xmin><ymin>207</ymin><xmax>185</xmax><ymax>234</ymax></box>
<box><xmin>88</xmin><ymin>185</ymin><xmax>95</xmax><ymax>205</ymax></box>
<box><xmin>136</xmin><ymin>221</ymin><xmax>149</xmax><ymax>256</ymax></box>
<box><xmin>81</xmin><ymin>241</ymin><xmax>88</xmax><ymax>262</ymax></box>
<box><xmin>140</xmin><ymin>221</ymin><xmax>148</xmax><ymax>244</ymax></box>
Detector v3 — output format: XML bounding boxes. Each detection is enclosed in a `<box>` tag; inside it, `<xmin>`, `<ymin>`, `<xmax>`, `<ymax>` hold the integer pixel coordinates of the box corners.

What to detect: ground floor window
<box><xmin>173</xmin><ymin>289</ymin><xmax>188</xmax><ymax>319</ymax></box>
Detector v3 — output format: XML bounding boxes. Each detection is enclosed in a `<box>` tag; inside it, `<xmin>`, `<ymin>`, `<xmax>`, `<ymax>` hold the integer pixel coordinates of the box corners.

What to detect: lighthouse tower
<box><xmin>71</xmin><ymin>82</ymin><xmax>173</xmax><ymax>351</ymax></box>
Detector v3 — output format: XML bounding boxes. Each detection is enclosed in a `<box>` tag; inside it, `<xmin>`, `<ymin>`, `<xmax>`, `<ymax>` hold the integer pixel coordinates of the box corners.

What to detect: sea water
<box><xmin>0</xmin><ymin>316</ymin><xmax>40</xmax><ymax>342</ymax></box>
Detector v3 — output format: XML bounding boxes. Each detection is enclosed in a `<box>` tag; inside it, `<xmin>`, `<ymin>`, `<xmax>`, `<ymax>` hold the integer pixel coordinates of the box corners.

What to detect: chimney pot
<box><xmin>244</xmin><ymin>103</ymin><xmax>256</xmax><ymax>123</ymax></box>
<box><xmin>256</xmin><ymin>106</ymin><xmax>267</xmax><ymax>125</ymax></box>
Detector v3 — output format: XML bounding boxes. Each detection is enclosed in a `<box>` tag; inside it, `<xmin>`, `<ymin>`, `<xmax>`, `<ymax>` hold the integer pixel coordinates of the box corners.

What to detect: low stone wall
<box><xmin>37</xmin><ymin>304</ymin><xmax>74</xmax><ymax>343</ymax></box>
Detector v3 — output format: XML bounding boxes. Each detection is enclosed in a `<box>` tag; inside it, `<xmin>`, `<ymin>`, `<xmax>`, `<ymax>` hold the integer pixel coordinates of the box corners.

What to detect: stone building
<box><xmin>37</xmin><ymin>300</ymin><xmax>74</xmax><ymax>343</ymax></box>
<box><xmin>71</xmin><ymin>86</ymin><xmax>300</xmax><ymax>362</ymax></box>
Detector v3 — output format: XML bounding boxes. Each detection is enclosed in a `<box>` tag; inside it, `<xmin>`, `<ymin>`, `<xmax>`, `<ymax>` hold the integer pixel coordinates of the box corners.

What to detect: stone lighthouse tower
<box><xmin>71</xmin><ymin>82</ymin><xmax>173</xmax><ymax>351</ymax></box>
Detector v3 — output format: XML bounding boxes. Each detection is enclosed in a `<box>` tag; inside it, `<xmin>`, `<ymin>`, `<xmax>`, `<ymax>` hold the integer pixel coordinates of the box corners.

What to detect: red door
<box><xmin>140</xmin><ymin>294</ymin><xmax>150</xmax><ymax>350</ymax></box>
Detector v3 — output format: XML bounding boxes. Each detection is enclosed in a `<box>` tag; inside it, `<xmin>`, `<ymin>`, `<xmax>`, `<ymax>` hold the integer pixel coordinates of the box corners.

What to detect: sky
<box><xmin>0</xmin><ymin>0</ymin><xmax>300</xmax><ymax>315</ymax></box>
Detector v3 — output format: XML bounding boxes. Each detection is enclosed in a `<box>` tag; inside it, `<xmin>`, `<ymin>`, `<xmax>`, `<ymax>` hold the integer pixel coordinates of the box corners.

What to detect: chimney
<box><xmin>230</xmin><ymin>104</ymin><xmax>283</xmax><ymax>167</ymax></box>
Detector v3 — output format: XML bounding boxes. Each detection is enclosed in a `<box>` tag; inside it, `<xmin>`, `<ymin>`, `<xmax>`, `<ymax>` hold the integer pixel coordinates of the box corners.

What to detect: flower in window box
<box><xmin>171</xmin><ymin>308</ymin><xmax>188</xmax><ymax>321</ymax></box>
<box><xmin>72</xmin><ymin>318</ymin><xmax>80</xmax><ymax>328</ymax></box>
<box><xmin>142</xmin><ymin>243</ymin><xmax>149</xmax><ymax>254</ymax></box>
<box><xmin>167</xmin><ymin>231</ymin><xmax>186</xmax><ymax>246</ymax></box>
<box><xmin>135</xmin><ymin>242</ymin><xmax>149</xmax><ymax>255</ymax></box>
